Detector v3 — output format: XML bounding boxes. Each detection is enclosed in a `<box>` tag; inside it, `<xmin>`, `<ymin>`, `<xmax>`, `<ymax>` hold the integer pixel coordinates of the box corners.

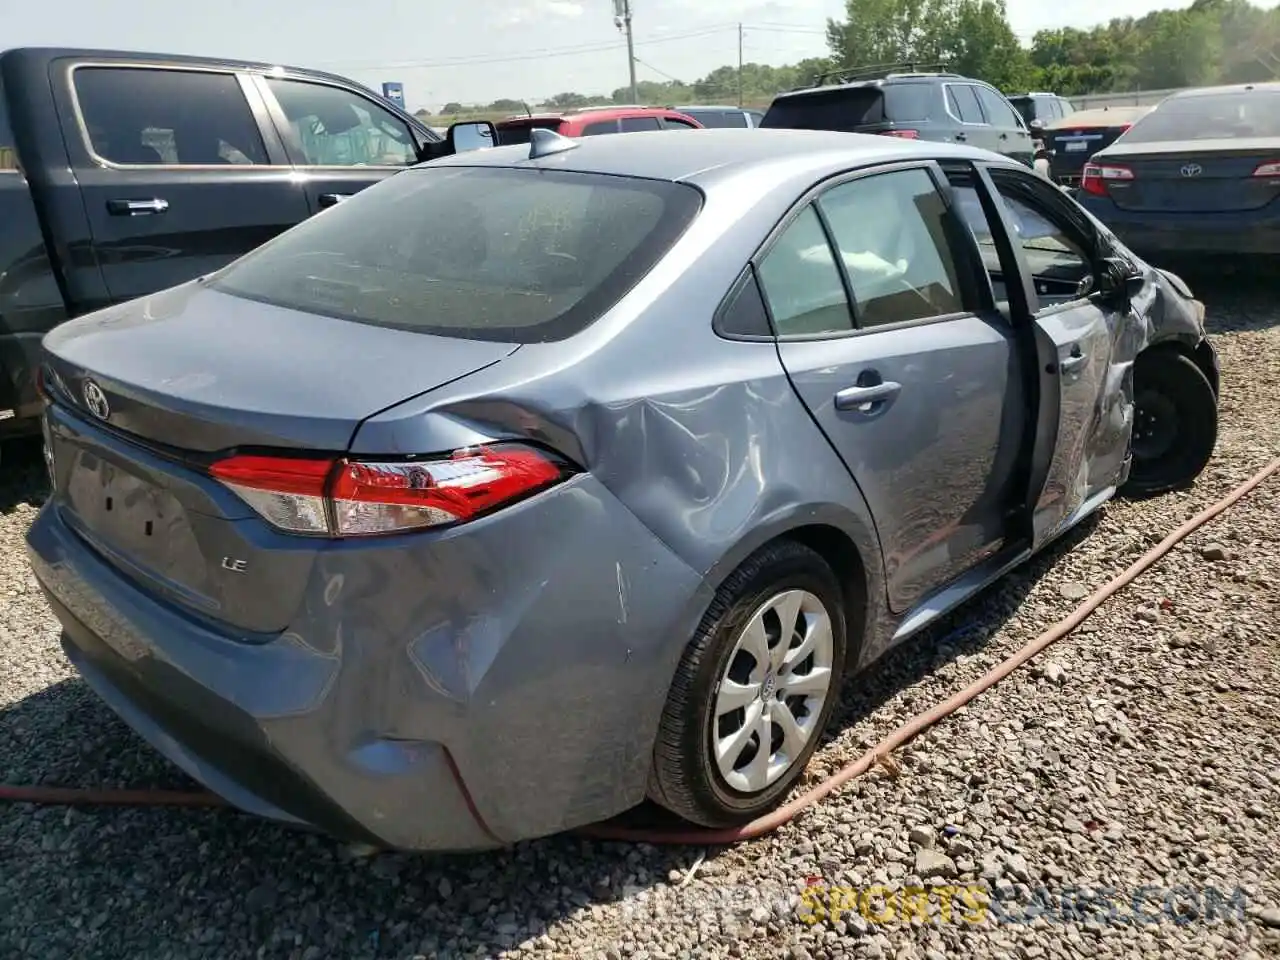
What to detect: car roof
<box><xmin>772</xmin><ymin>74</ymin><xmax>971</xmax><ymax>102</ymax></box>
<box><xmin>426</xmin><ymin>127</ymin><xmax>1003</xmax><ymax>186</ymax></box>
<box><xmin>499</xmin><ymin>106</ymin><xmax>688</xmax><ymax>125</ymax></box>
<box><xmin>0</xmin><ymin>45</ymin><xmax>362</xmax><ymax>90</ymax></box>
<box><xmin>1046</xmin><ymin>105</ymin><xmax>1151</xmax><ymax>130</ymax></box>
<box><xmin>1166</xmin><ymin>82</ymin><xmax>1280</xmax><ymax>99</ymax></box>
<box><xmin>676</xmin><ymin>105</ymin><xmax>747</xmax><ymax>112</ymax></box>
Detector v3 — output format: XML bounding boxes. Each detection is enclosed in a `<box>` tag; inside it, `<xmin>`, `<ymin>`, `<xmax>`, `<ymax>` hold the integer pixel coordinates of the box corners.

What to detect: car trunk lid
<box><xmin>1097</xmin><ymin>139</ymin><xmax>1280</xmax><ymax>213</ymax></box>
<box><xmin>40</xmin><ymin>282</ymin><xmax>517</xmax><ymax>634</ymax></box>
<box><xmin>42</xmin><ymin>282</ymin><xmax>518</xmax><ymax>454</ymax></box>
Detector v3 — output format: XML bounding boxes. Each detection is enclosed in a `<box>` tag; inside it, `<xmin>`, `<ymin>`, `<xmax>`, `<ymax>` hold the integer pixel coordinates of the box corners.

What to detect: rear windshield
<box><xmin>494</xmin><ymin>119</ymin><xmax>563</xmax><ymax>145</ymax></box>
<box><xmin>761</xmin><ymin>83</ymin><xmax>937</xmax><ymax>130</ymax></box>
<box><xmin>209</xmin><ymin>166</ymin><xmax>702</xmax><ymax>342</ymax></box>
<box><xmin>1122</xmin><ymin>92</ymin><xmax>1280</xmax><ymax>142</ymax></box>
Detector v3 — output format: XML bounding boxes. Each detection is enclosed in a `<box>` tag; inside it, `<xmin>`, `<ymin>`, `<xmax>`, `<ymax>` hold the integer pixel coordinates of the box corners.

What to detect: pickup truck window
<box><xmin>73</xmin><ymin>67</ymin><xmax>268</xmax><ymax>166</ymax></box>
<box><xmin>265</xmin><ymin>78</ymin><xmax>417</xmax><ymax>167</ymax></box>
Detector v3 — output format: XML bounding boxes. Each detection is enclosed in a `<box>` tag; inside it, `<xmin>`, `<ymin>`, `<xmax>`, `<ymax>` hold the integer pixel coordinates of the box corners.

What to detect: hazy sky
<box><xmin>8</xmin><ymin>0</ymin><xmax>1278</xmax><ymax>110</ymax></box>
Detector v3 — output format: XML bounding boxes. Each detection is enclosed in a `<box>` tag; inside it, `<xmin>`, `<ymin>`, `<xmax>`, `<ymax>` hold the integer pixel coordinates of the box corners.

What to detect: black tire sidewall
<box><xmin>680</xmin><ymin>546</ymin><xmax>847</xmax><ymax>822</ymax></box>
<box><xmin>1124</xmin><ymin>350</ymin><xmax>1217</xmax><ymax>497</ymax></box>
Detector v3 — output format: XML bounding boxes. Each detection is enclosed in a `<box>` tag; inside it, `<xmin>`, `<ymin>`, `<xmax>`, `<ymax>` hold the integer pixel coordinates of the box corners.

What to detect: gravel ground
<box><xmin>2</xmin><ymin>267</ymin><xmax>1279</xmax><ymax>960</ymax></box>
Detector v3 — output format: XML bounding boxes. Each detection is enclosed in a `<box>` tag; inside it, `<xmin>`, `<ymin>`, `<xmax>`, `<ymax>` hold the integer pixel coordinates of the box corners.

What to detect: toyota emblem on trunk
<box><xmin>82</xmin><ymin>380</ymin><xmax>110</xmax><ymax>421</ymax></box>
<box><xmin>1180</xmin><ymin>163</ymin><xmax>1203</xmax><ymax>178</ymax></box>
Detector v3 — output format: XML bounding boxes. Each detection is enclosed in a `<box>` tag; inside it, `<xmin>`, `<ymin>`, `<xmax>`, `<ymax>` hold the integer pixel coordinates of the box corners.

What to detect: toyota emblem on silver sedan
<box><xmin>82</xmin><ymin>380</ymin><xmax>110</xmax><ymax>420</ymax></box>
<box><xmin>1180</xmin><ymin>163</ymin><xmax>1203</xmax><ymax>178</ymax></box>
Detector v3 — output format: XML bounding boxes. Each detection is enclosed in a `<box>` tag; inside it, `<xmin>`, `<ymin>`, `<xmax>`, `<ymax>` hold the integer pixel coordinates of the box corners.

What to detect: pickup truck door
<box><xmin>961</xmin><ymin>163</ymin><xmax>1125</xmax><ymax>548</ymax></box>
<box><xmin>252</xmin><ymin>74</ymin><xmax>431</xmax><ymax>215</ymax></box>
<box><xmin>52</xmin><ymin>60</ymin><xmax>313</xmax><ymax>304</ymax></box>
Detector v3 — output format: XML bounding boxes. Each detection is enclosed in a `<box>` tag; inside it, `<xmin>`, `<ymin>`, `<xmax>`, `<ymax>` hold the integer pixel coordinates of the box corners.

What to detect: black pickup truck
<box><xmin>0</xmin><ymin>46</ymin><xmax>491</xmax><ymax>447</ymax></box>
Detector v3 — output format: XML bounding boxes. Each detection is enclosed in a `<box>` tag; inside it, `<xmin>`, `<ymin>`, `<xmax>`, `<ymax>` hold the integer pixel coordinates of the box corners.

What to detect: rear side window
<box><xmin>0</xmin><ymin>84</ymin><xmax>16</xmax><ymax>171</ymax></box>
<box><xmin>582</xmin><ymin>120</ymin><xmax>618</xmax><ymax>136</ymax></box>
<box><xmin>946</xmin><ymin>84</ymin><xmax>985</xmax><ymax>124</ymax></box>
<box><xmin>756</xmin><ymin>206</ymin><xmax>854</xmax><ymax>336</ymax></box>
<box><xmin>882</xmin><ymin>84</ymin><xmax>937</xmax><ymax>121</ymax></box>
<box><xmin>817</xmin><ymin>168</ymin><xmax>964</xmax><ymax>326</ymax></box>
<box><xmin>1121</xmin><ymin>92</ymin><xmax>1280</xmax><ymax>142</ymax></box>
<box><xmin>209</xmin><ymin>166</ymin><xmax>702</xmax><ymax>343</ymax></box>
<box><xmin>73</xmin><ymin>67</ymin><xmax>268</xmax><ymax>166</ymax></box>
<box><xmin>975</xmin><ymin>86</ymin><xmax>1022</xmax><ymax>129</ymax></box>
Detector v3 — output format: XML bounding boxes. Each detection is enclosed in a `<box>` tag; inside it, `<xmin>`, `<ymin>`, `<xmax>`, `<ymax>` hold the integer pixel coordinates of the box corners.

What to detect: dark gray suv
<box><xmin>761</xmin><ymin>67</ymin><xmax>1035</xmax><ymax>166</ymax></box>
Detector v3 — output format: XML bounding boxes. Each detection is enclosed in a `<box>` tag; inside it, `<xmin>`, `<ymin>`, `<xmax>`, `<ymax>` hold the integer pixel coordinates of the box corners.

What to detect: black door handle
<box><xmin>999</xmin><ymin>133</ymin><xmax>1009</xmax><ymax>140</ymax></box>
<box><xmin>107</xmin><ymin>198</ymin><xmax>168</xmax><ymax>216</ymax></box>
<box><xmin>954</xmin><ymin>132</ymin><xmax>967</xmax><ymax>142</ymax></box>
<box><xmin>318</xmin><ymin>193</ymin><xmax>353</xmax><ymax>208</ymax></box>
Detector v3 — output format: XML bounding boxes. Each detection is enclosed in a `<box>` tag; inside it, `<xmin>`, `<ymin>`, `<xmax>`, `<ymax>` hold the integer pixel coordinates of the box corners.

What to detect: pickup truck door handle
<box><xmin>107</xmin><ymin>198</ymin><xmax>169</xmax><ymax>216</ymax></box>
<box><xmin>834</xmin><ymin>380</ymin><xmax>902</xmax><ymax>412</ymax></box>
<box><xmin>318</xmin><ymin>193</ymin><xmax>353</xmax><ymax>208</ymax></box>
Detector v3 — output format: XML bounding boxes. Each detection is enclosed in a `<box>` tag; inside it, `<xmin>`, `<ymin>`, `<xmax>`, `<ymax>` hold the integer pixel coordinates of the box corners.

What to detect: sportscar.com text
<box><xmin>610</xmin><ymin>881</ymin><xmax>1250</xmax><ymax>929</ymax></box>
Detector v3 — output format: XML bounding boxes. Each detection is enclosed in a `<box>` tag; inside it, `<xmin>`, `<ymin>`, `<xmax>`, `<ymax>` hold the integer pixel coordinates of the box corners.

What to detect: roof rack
<box><xmin>562</xmin><ymin>103</ymin><xmax>648</xmax><ymax>114</ymax></box>
<box><xmin>812</xmin><ymin>61</ymin><xmax>959</xmax><ymax>87</ymax></box>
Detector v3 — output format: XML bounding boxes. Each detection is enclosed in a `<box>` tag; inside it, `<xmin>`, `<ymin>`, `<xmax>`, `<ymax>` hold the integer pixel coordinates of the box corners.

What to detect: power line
<box><xmin>313</xmin><ymin>25</ymin><xmax>743</xmax><ymax>71</ymax></box>
<box><xmin>632</xmin><ymin>56</ymin><xmax>685</xmax><ymax>84</ymax></box>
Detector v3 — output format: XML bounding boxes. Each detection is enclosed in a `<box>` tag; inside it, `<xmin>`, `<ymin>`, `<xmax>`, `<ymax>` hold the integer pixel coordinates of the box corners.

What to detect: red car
<box><xmin>494</xmin><ymin>106</ymin><xmax>703</xmax><ymax>144</ymax></box>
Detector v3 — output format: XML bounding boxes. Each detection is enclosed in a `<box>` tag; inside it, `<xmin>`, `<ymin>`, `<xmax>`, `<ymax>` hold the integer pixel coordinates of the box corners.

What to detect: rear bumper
<box><xmin>1077</xmin><ymin>198</ymin><xmax>1280</xmax><ymax>257</ymax></box>
<box><xmin>26</xmin><ymin>473</ymin><xmax>708</xmax><ymax>851</ymax></box>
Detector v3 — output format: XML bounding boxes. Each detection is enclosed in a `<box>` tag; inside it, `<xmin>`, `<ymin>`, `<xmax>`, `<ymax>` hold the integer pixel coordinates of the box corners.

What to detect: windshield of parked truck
<box><xmin>209</xmin><ymin>166</ymin><xmax>702</xmax><ymax>342</ymax></box>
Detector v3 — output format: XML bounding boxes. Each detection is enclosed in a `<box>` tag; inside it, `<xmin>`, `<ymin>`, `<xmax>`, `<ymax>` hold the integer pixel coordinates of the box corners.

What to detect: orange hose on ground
<box><xmin>2</xmin><ymin>456</ymin><xmax>1278</xmax><ymax>847</ymax></box>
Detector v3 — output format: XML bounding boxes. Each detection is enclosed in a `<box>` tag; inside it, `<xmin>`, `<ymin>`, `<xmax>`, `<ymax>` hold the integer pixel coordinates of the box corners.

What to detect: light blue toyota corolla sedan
<box><xmin>26</xmin><ymin>128</ymin><xmax>1218</xmax><ymax>851</ymax></box>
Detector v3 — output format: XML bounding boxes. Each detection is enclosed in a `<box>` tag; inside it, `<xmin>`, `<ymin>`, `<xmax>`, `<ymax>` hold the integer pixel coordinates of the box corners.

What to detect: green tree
<box><xmin>944</xmin><ymin>0</ymin><xmax>1033</xmax><ymax>90</ymax></box>
<box><xmin>826</xmin><ymin>0</ymin><xmax>956</xmax><ymax>72</ymax></box>
<box><xmin>1135</xmin><ymin>8</ymin><xmax>1222</xmax><ymax>88</ymax></box>
<box><xmin>487</xmin><ymin>98</ymin><xmax>526</xmax><ymax>113</ymax></box>
<box><xmin>440</xmin><ymin>101</ymin><xmax>464</xmax><ymax>115</ymax></box>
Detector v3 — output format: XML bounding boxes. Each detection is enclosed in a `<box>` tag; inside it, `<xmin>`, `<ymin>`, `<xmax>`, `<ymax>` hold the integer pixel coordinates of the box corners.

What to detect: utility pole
<box><xmin>614</xmin><ymin>0</ymin><xmax>639</xmax><ymax>103</ymax></box>
<box><xmin>737</xmin><ymin>23</ymin><xmax>744</xmax><ymax>107</ymax></box>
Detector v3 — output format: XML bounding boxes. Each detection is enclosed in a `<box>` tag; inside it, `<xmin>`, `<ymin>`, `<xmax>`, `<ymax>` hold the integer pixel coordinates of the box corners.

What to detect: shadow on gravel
<box><xmin>0</xmin><ymin>437</ymin><xmax>48</xmax><ymax>513</ymax></box>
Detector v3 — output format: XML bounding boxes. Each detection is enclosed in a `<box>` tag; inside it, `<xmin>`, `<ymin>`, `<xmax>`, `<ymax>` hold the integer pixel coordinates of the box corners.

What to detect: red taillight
<box><xmin>209</xmin><ymin>445</ymin><xmax>566</xmax><ymax>537</ymax></box>
<box><xmin>879</xmin><ymin>129</ymin><xmax>919</xmax><ymax>139</ymax></box>
<box><xmin>1081</xmin><ymin>162</ymin><xmax>1134</xmax><ymax>197</ymax></box>
<box><xmin>1252</xmin><ymin>160</ymin><xmax>1280</xmax><ymax>177</ymax></box>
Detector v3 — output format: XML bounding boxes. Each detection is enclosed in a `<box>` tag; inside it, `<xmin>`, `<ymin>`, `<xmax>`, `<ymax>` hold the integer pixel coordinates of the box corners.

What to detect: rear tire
<box><xmin>1121</xmin><ymin>349</ymin><xmax>1217</xmax><ymax>498</ymax></box>
<box><xmin>647</xmin><ymin>540</ymin><xmax>847</xmax><ymax>828</ymax></box>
